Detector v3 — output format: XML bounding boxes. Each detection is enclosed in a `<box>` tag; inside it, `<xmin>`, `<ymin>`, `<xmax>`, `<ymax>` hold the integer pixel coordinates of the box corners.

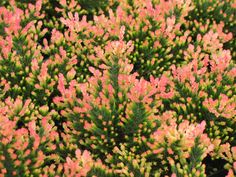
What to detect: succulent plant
<box><xmin>0</xmin><ymin>0</ymin><xmax>235</xmax><ymax>176</ymax></box>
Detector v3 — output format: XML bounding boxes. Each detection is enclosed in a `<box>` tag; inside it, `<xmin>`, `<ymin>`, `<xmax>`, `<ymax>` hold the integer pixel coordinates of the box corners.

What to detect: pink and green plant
<box><xmin>0</xmin><ymin>0</ymin><xmax>235</xmax><ymax>176</ymax></box>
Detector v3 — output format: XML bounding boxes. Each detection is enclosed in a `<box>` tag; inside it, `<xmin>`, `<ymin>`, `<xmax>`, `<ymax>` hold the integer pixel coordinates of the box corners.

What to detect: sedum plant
<box><xmin>53</xmin><ymin>30</ymin><xmax>215</xmax><ymax>176</ymax></box>
<box><xmin>0</xmin><ymin>96</ymin><xmax>98</xmax><ymax>176</ymax></box>
<box><xmin>184</xmin><ymin>0</ymin><xmax>236</xmax><ymax>58</ymax></box>
<box><xmin>0</xmin><ymin>0</ymin><xmax>235</xmax><ymax>176</ymax></box>
<box><xmin>166</xmin><ymin>49</ymin><xmax>236</xmax><ymax>145</ymax></box>
<box><xmin>47</xmin><ymin>0</ymin><xmax>234</xmax><ymax>81</ymax></box>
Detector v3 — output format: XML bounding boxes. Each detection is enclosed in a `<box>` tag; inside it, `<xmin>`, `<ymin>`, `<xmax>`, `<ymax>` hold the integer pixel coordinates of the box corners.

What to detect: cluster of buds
<box><xmin>168</xmin><ymin>50</ymin><xmax>236</xmax><ymax>145</ymax></box>
<box><xmin>40</xmin><ymin>0</ymin><xmax>234</xmax><ymax>83</ymax></box>
<box><xmin>0</xmin><ymin>98</ymin><xmax>58</xmax><ymax>175</ymax></box>
<box><xmin>0</xmin><ymin>96</ymin><xmax>97</xmax><ymax>176</ymax></box>
<box><xmin>147</xmin><ymin>112</ymin><xmax>213</xmax><ymax>176</ymax></box>
<box><xmin>185</xmin><ymin>0</ymin><xmax>235</xmax><ymax>58</ymax></box>
<box><xmin>53</xmin><ymin>32</ymin><xmax>175</xmax><ymax>172</ymax></box>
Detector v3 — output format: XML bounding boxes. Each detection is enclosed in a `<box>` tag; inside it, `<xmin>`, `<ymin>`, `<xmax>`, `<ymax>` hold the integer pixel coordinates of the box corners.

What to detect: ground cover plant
<box><xmin>0</xmin><ymin>0</ymin><xmax>235</xmax><ymax>176</ymax></box>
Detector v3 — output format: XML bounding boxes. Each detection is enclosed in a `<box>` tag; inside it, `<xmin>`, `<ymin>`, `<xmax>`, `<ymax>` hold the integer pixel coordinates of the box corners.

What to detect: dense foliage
<box><xmin>0</xmin><ymin>0</ymin><xmax>235</xmax><ymax>176</ymax></box>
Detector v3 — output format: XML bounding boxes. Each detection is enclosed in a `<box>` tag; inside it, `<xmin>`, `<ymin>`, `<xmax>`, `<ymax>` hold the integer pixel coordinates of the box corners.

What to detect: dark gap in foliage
<box><xmin>204</xmin><ymin>156</ymin><xmax>228</xmax><ymax>177</ymax></box>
